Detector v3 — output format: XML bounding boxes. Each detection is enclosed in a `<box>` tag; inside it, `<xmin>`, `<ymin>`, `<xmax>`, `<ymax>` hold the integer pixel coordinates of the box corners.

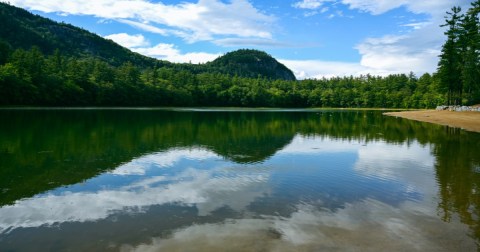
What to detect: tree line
<box><xmin>0</xmin><ymin>44</ymin><xmax>445</xmax><ymax>108</ymax></box>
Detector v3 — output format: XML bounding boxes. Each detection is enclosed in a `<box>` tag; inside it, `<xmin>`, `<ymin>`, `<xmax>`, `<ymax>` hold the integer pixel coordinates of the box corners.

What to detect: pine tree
<box><xmin>462</xmin><ymin>0</ymin><xmax>480</xmax><ymax>104</ymax></box>
<box><xmin>438</xmin><ymin>7</ymin><xmax>464</xmax><ymax>105</ymax></box>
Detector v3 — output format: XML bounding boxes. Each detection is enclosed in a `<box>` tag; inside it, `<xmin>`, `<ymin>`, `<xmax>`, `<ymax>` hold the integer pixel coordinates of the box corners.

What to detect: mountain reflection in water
<box><xmin>0</xmin><ymin>109</ymin><xmax>478</xmax><ymax>251</ymax></box>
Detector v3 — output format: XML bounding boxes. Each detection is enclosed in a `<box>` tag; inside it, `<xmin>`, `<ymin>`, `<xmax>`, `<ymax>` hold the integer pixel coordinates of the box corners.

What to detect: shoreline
<box><xmin>384</xmin><ymin>110</ymin><xmax>480</xmax><ymax>133</ymax></box>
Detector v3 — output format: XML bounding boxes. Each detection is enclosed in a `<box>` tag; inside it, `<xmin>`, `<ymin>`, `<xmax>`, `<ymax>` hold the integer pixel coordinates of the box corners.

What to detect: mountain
<box><xmin>0</xmin><ymin>2</ymin><xmax>167</xmax><ymax>68</ymax></box>
<box><xmin>0</xmin><ymin>2</ymin><xmax>295</xmax><ymax>80</ymax></box>
<box><xmin>208</xmin><ymin>49</ymin><xmax>296</xmax><ymax>81</ymax></box>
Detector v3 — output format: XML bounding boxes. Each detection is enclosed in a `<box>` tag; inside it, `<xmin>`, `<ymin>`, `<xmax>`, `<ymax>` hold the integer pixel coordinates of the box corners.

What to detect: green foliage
<box><xmin>0</xmin><ymin>47</ymin><xmax>442</xmax><ymax>107</ymax></box>
<box><xmin>2</xmin><ymin>109</ymin><xmax>479</xmax><ymax>207</ymax></box>
<box><xmin>208</xmin><ymin>49</ymin><xmax>296</xmax><ymax>81</ymax></box>
<box><xmin>0</xmin><ymin>2</ymin><xmax>447</xmax><ymax>108</ymax></box>
<box><xmin>438</xmin><ymin>1</ymin><xmax>480</xmax><ymax>105</ymax></box>
<box><xmin>0</xmin><ymin>3</ymin><xmax>162</xmax><ymax>69</ymax></box>
<box><xmin>0</xmin><ymin>36</ymin><xmax>445</xmax><ymax>108</ymax></box>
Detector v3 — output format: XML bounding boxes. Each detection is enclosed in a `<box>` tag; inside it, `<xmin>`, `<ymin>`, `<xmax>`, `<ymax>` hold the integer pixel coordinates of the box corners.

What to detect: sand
<box><xmin>384</xmin><ymin>110</ymin><xmax>480</xmax><ymax>133</ymax></box>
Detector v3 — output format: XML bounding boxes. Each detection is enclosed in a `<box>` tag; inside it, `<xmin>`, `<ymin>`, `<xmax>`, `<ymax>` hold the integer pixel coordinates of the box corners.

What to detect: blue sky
<box><xmin>5</xmin><ymin>0</ymin><xmax>473</xmax><ymax>78</ymax></box>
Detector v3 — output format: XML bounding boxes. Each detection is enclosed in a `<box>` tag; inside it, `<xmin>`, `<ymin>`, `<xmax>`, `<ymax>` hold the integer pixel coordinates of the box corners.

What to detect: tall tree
<box><xmin>462</xmin><ymin>0</ymin><xmax>480</xmax><ymax>104</ymax></box>
<box><xmin>438</xmin><ymin>7</ymin><xmax>464</xmax><ymax>105</ymax></box>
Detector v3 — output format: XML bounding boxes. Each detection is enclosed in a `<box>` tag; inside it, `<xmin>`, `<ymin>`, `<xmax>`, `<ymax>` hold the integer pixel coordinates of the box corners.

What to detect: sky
<box><xmin>4</xmin><ymin>0</ymin><xmax>474</xmax><ymax>79</ymax></box>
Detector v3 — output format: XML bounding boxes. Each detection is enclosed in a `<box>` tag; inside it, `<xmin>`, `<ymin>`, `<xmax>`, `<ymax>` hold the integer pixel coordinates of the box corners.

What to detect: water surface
<box><xmin>0</xmin><ymin>109</ymin><xmax>479</xmax><ymax>251</ymax></box>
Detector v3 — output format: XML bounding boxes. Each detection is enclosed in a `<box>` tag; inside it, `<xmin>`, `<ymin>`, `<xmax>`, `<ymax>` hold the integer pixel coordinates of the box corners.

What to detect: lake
<box><xmin>0</xmin><ymin>108</ymin><xmax>479</xmax><ymax>251</ymax></box>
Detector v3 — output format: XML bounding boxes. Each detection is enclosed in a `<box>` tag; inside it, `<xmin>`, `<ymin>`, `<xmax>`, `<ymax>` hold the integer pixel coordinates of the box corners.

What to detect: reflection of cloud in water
<box><xmin>0</xmin><ymin>138</ymin><xmax>437</xmax><ymax>234</ymax></box>
<box><xmin>111</xmin><ymin>148</ymin><xmax>220</xmax><ymax>175</ymax></box>
<box><xmin>129</xmin><ymin>199</ymin><xmax>475</xmax><ymax>252</ymax></box>
<box><xmin>354</xmin><ymin>141</ymin><xmax>434</xmax><ymax>180</ymax></box>
<box><xmin>0</xmin><ymin>154</ymin><xmax>270</xmax><ymax>231</ymax></box>
<box><xmin>278</xmin><ymin>135</ymin><xmax>359</xmax><ymax>154</ymax></box>
<box><xmin>1</xmin><ymin>137</ymin><xmax>462</xmax><ymax>251</ymax></box>
<box><xmin>354</xmin><ymin>141</ymin><xmax>438</xmax><ymax>208</ymax></box>
<box><xmin>280</xmin><ymin>136</ymin><xmax>437</xmax><ymax>204</ymax></box>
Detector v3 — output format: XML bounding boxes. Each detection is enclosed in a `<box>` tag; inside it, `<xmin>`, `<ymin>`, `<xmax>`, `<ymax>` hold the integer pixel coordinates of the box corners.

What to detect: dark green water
<box><xmin>0</xmin><ymin>108</ymin><xmax>479</xmax><ymax>251</ymax></box>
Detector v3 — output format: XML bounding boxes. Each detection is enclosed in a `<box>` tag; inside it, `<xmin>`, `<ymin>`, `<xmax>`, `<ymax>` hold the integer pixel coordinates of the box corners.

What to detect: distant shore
<box><xmin>384</xmin><ymin>110</ymin><xmax>480</xmax><ymax>133</ymax></box>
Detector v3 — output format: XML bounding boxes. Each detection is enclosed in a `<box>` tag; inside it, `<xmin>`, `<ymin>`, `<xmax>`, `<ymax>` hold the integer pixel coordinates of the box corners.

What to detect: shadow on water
<box><xmin>0</xmin><ymin>108</ymin><xmax>479</xmax><ymax>249</ymax></box>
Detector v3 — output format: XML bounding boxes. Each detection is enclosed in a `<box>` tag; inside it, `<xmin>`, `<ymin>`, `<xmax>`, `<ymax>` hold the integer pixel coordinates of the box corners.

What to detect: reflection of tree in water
<box><xmin>1</xmin><ymin>109</ymin><xmax>480</xmax><ymax>247</ymax></box>
<box><xmin>433</xmin><ymin>127</ymin><xmax>480</xmax><ymax>247</ymax></box>
<box><xmin>0</xmin><ymin>109</ymin><xmax>460</xmax><ymax>203</ymax></box>
<box><xmin>0</xmin><ymin>110</ymin><xmax>303</xmax><ymax>205</ymax></box>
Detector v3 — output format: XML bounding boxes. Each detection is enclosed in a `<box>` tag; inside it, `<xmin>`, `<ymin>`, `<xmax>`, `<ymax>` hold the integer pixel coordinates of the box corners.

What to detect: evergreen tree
<box><xmin>462</xmin><ymin>0</ymin><xmax>480</xmax><ymax>104</ymax></box>
<box><xmin>438</xmin><ymin>7</ymin><xmax>464</xmax><ymax>105</ymax></box>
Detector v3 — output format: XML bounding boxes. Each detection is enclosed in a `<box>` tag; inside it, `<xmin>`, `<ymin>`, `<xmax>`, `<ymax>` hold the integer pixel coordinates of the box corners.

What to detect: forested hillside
<box><xmin>0</xmin><ymin>2</ymin><xmax>162</xmax><ymax>68</ymax></box>
<box><xmin>1</xmin><ymin>2</ymin><xmax>476</xmax><ymax>108</ymax></box>
<box><xmin>208</xmin><ymin>50</ymin><xmax>296</xmax><ymax>81</ymax></box>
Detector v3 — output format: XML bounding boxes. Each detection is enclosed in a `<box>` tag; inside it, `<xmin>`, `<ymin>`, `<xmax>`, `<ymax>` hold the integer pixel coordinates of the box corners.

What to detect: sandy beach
<box><xmin>384</xmin><ymin>110</ymin><xmax>480</xmax><ymax>133</ymax></box>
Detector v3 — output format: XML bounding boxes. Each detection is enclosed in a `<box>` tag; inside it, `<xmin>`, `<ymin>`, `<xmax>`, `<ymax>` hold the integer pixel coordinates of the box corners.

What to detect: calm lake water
<box><xmin>0</xmin><ymin>108</ymin><xmax>479</xmax><ymax>251</ymax></box>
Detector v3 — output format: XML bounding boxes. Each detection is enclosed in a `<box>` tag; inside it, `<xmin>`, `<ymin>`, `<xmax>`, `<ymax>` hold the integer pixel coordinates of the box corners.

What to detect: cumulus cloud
<box><xmin>285</xmin><ymin>0</ymin><xmax>473</xmax><ymax>78</ymax></box>
<box><xmin>102</xmin><ymin>33</ymin><xmax>220</xmax><ymax>63</ymax></box>
<box><xmin>280</xmin><ymin>59</ymin><xmax>371</xmax><ymax>79</ymax></box>
<box><xmin>281</xmin><ymin>42</ymin><xmax>439</xmax><ymax>79</ymax></box>
<box><xmin>104</xmin><ymin>33</ymin><xmax>150</xmax><ymax>48</ymax></box>
<box><xmin>355</xmin><ymin>34</ymin><xmax>439</xmax><ymax>74</ymax></box>
<box><xmin>7</xmin><ymin>0</ymin><xmax>275</xmax><ymax>43</ymax></box>
<box><xmin>132</xmin><ymin>43</ymin><xmax>220</xmax><ymax>64</ymax></box>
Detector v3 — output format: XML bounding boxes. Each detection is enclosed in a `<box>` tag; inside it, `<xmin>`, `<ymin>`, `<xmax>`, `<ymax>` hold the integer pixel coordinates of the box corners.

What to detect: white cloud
<box><xmin>99</xmin><ymin>34</ymin><xmax>222</xmax><ymax>63</ymax></box>
<box><xmin>340</xmin><ymin>0</ymin><xmax>406</xmax><ymax>15</ymax></box>
<box><xmin>342</xmin><ymin>1</ymin><xmax>472</xmax><ymax>77</ymax></box>
<box><xmin>104</xmin><ymin>33</ymin><xmax>150</xmax><ymax>48</ymax></box>
<box><xmin>281</xmin><ymin>19</ymin><xmax>447</xmax><ymax>78</ymax></box>
<box><xmin>284</xmin><ymin>0</ymin><xmax>473</xmax><ymax>78</ymax></box>
<box><xmin>116</xmin><ymin>19</ymin><xmax>170</xmax><ymax>36</ymax></box>
<box><xmin>355</xmin><ymin>25</ymin><xmax>442</xmax><ymax>74</ymax></box>
<box><xmin>132</xmin><ymin>43</ymin><xmax>220</xmax><ymax>64</ymax></box>
<box><xmin>293</xmin><ymin>0</ymin><xmax>329</xmax><ymax>10</ymax></box>
<box><xmin>401</xmin><ymin>22</ymin><xmax>431</xmax><ymax>30</ymax></box>
<box><xmin>339</xmin><ymin>0</ymin><xmax>471</xmax><ymax>16</ymax></box>
<box><xmin>213</xmin><ymin>38</ymin><xmax>290</xmax><ymax>47</ymax></box>
<box><xmin>280</xmin><ymin>59</ymin><xmax>372</xmax><ymax>79</ymax></box>
<box><xmin>7</xmin><ymin>0</ymin><xmax>275</xmax><ymax>43</ymax></box>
